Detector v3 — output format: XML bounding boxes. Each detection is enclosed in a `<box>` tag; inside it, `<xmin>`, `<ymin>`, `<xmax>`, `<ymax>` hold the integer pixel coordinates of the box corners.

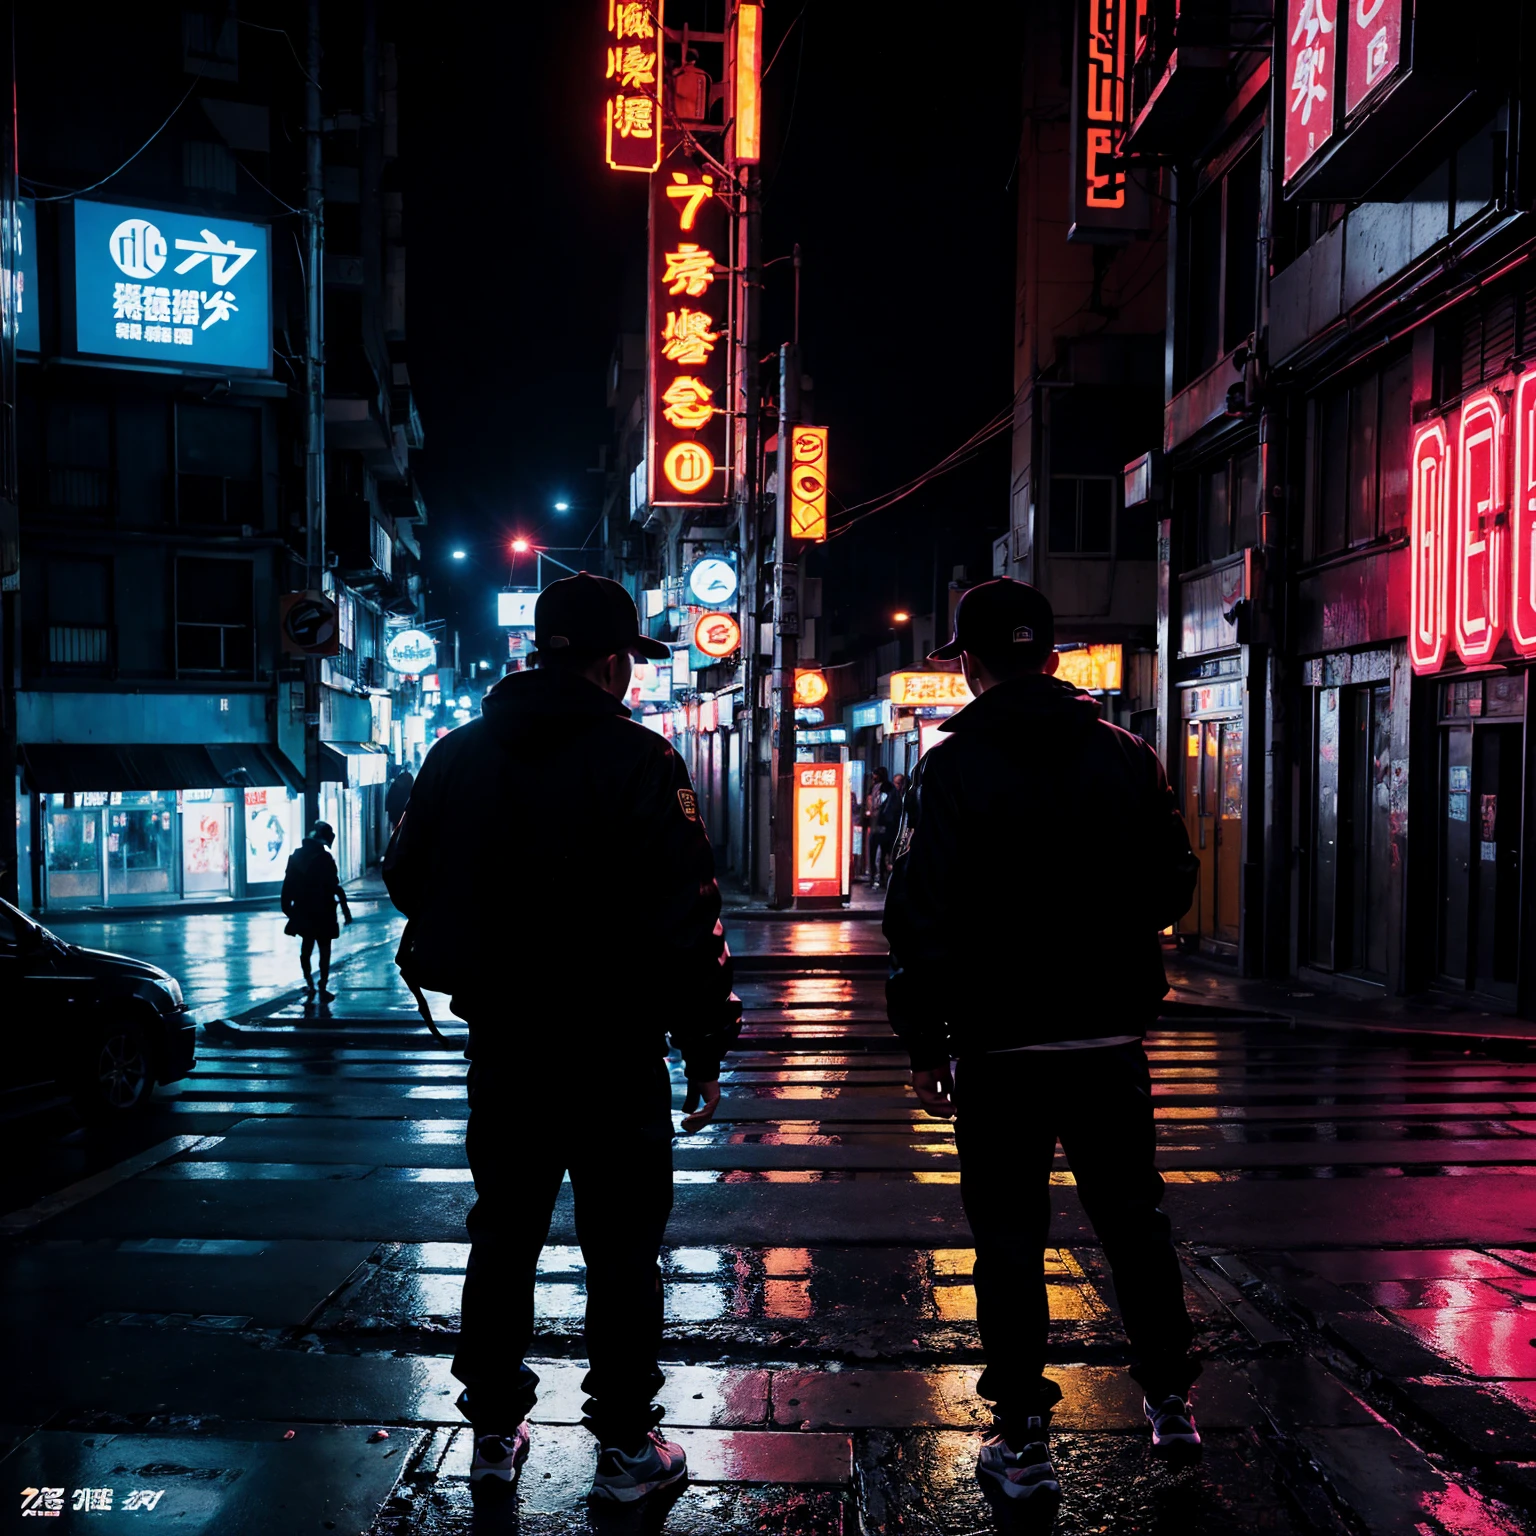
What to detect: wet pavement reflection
<box><xmin>5</xmin><ymin>914</ymin><xmax>1536</xmax><ymax>1532</ymax></box>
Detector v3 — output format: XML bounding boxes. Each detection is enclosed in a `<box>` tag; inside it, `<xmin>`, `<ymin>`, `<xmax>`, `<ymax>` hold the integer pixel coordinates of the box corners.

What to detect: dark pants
<box><xmin>451</xmin><ymin>1041</ymin><xmax>674</xmax><ymax>1448</ymax></box>
<box><xmin>953</xmin><ymin>1040</ymin><xmax>1196</xmax><ymax>1431</ymax></box>
<box><xmin>299</xmin><ymin>936</ymin><xmax>332</xmax><ymax>984</ymax></box>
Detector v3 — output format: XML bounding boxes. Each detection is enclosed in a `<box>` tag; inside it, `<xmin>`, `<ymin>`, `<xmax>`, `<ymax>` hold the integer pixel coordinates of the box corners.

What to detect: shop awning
<box><xmin>321</xmin><ymin>741</ymin><xmax>390</xmax><ymax>786</ymax></box>
<box><xmin>19</xmin><ymin>743</ymin><xmax>301</xmax><ymax>794</ymax></box>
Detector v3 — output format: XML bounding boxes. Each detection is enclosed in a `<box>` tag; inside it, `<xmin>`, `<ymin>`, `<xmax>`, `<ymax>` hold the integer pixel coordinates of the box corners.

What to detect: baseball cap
<box><xmin>928</xmin><ymin>578</ymin><xmax>1055</xmax><ymax>663</ymax></box>
<box><xmin>534</xmin><ymin>571</ymin><xmax>670</xmax><ymax>660</ymax></box>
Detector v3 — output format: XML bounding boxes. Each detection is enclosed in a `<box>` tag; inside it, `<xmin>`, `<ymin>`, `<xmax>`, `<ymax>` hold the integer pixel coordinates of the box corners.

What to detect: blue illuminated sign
<box><xmin>72</xmin><ymin>199</ymin><xmax>270</xmax><ymax>373</ymax></box>
<box><xmin>17</xmin><ymin>200</ymin><xmax>38</xmax><ymax>354</ymax></box>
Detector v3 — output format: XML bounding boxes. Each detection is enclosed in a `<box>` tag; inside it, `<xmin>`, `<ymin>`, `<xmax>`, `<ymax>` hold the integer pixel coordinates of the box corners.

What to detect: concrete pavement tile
<box><xmin>1324</xmin><ymin>1313</ymin><xmax>1463</xmax><ymax>1380</ymax></box>
<box><xmin>1240</xmin><ymin>1358</ymin><xmax>1376</xmax><ymax>1428</ymax></box>
<box><xmin>1290</xmin><ymin>1248</ymin><xmax>1523</xmax><ymax>1282</ymax></box>
<box><xmin>0</xmin><ymin>1423</ymin><xmax>421</xmax><ymax>1535</ymax></box>
<box><xmin>1346</xmin><ymin>1278</ymin><xmax>1518</xmax><ymax>1309</ymax></box>
<box><xmin>514</xmin><ymin>1363</ymin><xmax>769</xmax><ymax>1429</ymax></box>
<box><xmin>440</xmin><ymin>1424</ymin><xmax>851</xmax><ymax>1491</ymax></box>
<box><xmin>1293</xmin><ymin>1424</ymin><xmax>1527</xmax><ymax>1535</ymax></box>
<box><xmin>1389</xmin><ymin>1309</ymin><xmax>1536</xmax><ymax>1378</ymax></box>
<box><xmin>1484</xmin><ymin>1248</ymin><xmax>1536</xmax><ymax>1273</ymax></box>
<box><xmin>0</xmin><ymin>1238</ymin><xmax>374</xmax><ymax>1328</ymax></box>
<box><xmin>1395</xmin><ymin>1378</ymin><xmax>1536</xmax><ymax>1461</ymax></box>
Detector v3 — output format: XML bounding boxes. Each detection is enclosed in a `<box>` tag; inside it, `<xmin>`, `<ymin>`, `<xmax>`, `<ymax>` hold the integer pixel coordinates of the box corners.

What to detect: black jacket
<box><xmin>883</xmin><ymin>673</ymin><xmax>1198</xmax><ymax>1067</ymax></box>
<box><xmin>282</xmin><ymin>839</ymin><xmax>347</xmax><ymax>939</ymax></box>
<box><xmin>382</xmin><ymin>667</ymin><xmax>741</xmax><ymax>1079</ymax></box>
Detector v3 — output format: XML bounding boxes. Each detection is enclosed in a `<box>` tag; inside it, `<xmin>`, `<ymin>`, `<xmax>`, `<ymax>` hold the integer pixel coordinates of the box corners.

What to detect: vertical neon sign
<box><xmin>1453</xmin><ymin>391</ymin><xmax>1506</xmax><ymax>666</ymax></box>
<box><xmin>1511</xmin><ymin>373</ymin><xmax>1536</xmax><ymax>656</ymax></box>
<box><xmin>1408</xmin><ymin>418</ymin><xmax>1450</xmax><ymax>674</ymax></box>
<box><xmin>606</xmin><ymin>1</ymin><xmax>664</xmax><ymax>173</ymax></box>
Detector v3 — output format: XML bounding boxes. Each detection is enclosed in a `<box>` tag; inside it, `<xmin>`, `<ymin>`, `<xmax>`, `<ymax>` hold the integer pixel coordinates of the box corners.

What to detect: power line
<box><xmin>25</xmin><ymin>78</ymin><xmax>200</xmax><ymax>201</ymax></box>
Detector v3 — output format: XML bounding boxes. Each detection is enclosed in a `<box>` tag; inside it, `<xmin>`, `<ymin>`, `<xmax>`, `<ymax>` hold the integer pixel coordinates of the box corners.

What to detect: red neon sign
<box><xmin>1283</xmin><ymin>0</ymin><xmax>1338</xmax><ymax>186</ymax></box>
<box><xmin>605</xmin><ymin>0</ymin><xmax>663</xmax><ymax>173</ymax></box>
<box><xmin>1408</xmin><ymin>418</ymin><xmax>1450</xmax><ymax>674</ymax></box>
<box><xmin>1453</xmin><ymin>391</ymin><xmax>1507</xmax><ymax>666</ymax></box>
<box><xmin>1511</xmin><ymin>373</ymin><xmax>1536</xmax><ymax>656</ymax></box>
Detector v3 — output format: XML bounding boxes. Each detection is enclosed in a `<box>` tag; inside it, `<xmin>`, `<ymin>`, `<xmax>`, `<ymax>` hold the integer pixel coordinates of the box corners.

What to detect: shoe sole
<box><xmin>590</xmin><ymin>1464</ymin><xmax>688</xmax><ymax>1504</ymax></box>
<box><xmin>1150</xmin><ymin>1434</ymin><xmax>1203</xmax><ymax>1456</ymax></box>
<box><xmin>470</xmin><ymin>1438</ymin><xmax>531</xmax><ymax>1483</ymax></box>
<box><xmin>977</xmin><ymin>1466</ymin><xmax>1061</xmax><ymax>1503</ymax></box>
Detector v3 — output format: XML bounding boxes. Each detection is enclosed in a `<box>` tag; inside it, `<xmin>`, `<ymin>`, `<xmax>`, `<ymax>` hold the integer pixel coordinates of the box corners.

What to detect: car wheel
<box><xmin>76</xmin><ymin>1022</ymin><xmax>155</xmax><ymax>1117</ymax></box>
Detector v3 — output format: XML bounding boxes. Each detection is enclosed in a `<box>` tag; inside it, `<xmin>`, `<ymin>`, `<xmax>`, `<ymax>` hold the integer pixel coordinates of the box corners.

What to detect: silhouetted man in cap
<box><xmin>385</xmin><ymin>573</ymin><xmax>740</xmax><ymax>1505</ymax></box>
<box><xmin>883</xmin><ymin>578</ymin><xmax>1201</xmax><ymax>1507</ymax></box>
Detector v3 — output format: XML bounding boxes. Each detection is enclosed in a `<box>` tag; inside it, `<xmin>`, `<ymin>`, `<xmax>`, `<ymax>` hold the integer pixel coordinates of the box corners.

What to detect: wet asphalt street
<box><xmin>3</xmin><ymin>900</ymin><xmax>1536</xmax><ymax>1534</ymax></box>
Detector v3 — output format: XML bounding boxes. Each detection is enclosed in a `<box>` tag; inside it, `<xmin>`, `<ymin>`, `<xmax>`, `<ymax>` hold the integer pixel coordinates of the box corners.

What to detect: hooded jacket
<box><xmin>883</xmin><ymin>672</ymin><xmax>1197</xmax><ymax>1067</ymax></box>
<box><xmin>383</xmin><ymin>667</ymin><xmax>740</xmax><ymax>1079</ymax></box>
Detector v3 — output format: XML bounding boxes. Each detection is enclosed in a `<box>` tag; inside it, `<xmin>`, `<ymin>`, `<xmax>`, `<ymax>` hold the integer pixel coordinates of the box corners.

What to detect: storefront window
<box><xmin>182</xmin><ymin>796</ymin><xmax>233</xmax><ymax>895</ymax></box>
<box><xmin>47</xmin><ymin>808</ymin><xmax>101</xmax><ymax>901</ymax></box>
<box><xmin>107</xmin><ymin>805</ymin><xmax>176</xmax><ymax>898</ymax></box>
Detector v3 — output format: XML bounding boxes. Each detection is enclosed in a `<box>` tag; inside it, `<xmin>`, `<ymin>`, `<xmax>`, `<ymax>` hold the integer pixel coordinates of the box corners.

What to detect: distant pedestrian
<box><xmin>883</xmin><ymin>579</ymin><xmax>1202</xmax><ymax>1508</ymax></box>
<box><xmin>385</xmin><ymin>768</ymin><xmax>415</xmax><ymax>833</ymax></box>
<box><xmin>863</xmin><ymin>766</ymin><xmax>890</xmax><ymax>882</ymax></box>
<box><xmin>384</xmin><ymin>573</ymin><xmax>740</xmax><ymax>1505</ymax></box>
<box><xmin>869</xmin><ymin>773</ymin><xmax>901</xmax><ymax>888</ymax></box>
<box><xmin>281</xmin><ymin>821</ymin><xmax>352</xmax><ymax>1001</ymax></box>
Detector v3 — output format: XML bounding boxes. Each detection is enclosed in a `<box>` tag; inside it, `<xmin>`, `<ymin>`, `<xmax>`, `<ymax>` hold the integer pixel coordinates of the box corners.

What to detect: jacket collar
<box><xmin>481</xmin><ymin>667</ymin><xmax>630</xmax><ymax>724</ymax></box>
<box><xmin>938</xmin><ymin>673</ymin><xmax>1100</xmax><ymax>733</ymax></box>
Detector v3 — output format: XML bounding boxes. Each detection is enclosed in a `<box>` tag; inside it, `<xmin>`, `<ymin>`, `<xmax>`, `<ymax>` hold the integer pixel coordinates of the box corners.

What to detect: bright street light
<box><xmin>451</xmin><ymin>549</ymin><xmax>467</xmax><ymax>560</ymax></box>
<box><xmin>553</xmin><ymin>501</ymin><xmax>570</xmax><ymax>512</ymax></box>
<box><xmin>892</xmin><ymin>610</ymin><xmax>911</xmax><ymax>624</ymax></box>
<box><xmin>511</xmin><ymin>537</ymin><xmax>531</xmax><ymax>554</ymax></box>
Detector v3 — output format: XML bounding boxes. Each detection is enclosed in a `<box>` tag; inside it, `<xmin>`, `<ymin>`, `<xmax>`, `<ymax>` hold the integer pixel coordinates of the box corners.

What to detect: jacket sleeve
<box><xmin>1140</xmin><ymin>740</ymin><xmax>1199</xmax><ymax>930</ymax></box>
<box><xmin>639</xmin><ymin>741</ymin><xmax>741</xmax><ymax>1080</ymax></box>
<box><xmin>882</xmin><ymin>754</ymin><xmax>960</xmax><ymax>1071</ymax></box>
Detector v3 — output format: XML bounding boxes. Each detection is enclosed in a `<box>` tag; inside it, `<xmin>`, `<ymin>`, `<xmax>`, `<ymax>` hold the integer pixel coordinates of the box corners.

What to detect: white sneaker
<box><xmin>590</xmin><ymin>1430</ymin><xmax>688</xmax><ymax>1503</ymax></box>
<box><xmin>976</xmin><ymin>1417</ymin><xmax>1059</xmax><ymax>1502</ymax></box>
<box><xmin>469</xmin><ymin>1425</ymin><xmax>530</xmax><ymax>1483</ymax></box>
<box><xmin>1144</xmin><ymin>1395</ymin><xmax>1202</xmax><ymax>1455</ymax></box>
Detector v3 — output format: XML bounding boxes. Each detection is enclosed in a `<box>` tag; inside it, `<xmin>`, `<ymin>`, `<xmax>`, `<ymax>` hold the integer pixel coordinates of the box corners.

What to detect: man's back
<box><xmin>385</xmin><ymin>666</ymin><xmax>732</xmax><ymax>1050</ymax></box>
<box><xmin>884</xmin><ymin>673</ymin><xmax>1196</xmax><ymax>1056</ymax></box>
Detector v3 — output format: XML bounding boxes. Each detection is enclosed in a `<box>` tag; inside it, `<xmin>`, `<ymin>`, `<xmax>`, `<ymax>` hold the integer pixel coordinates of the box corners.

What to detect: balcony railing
<box><xmin>47</xmin><ymin>625</ymin><xmax>115</xmax><ymax>669</ymax></box>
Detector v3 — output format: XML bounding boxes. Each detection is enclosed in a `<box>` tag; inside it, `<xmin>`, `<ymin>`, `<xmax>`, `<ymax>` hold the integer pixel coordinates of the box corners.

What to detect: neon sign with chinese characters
<box><xmin>793</xmin><ymin>761</ymin><xmax>847</xmax><ymax>900</ymax></box>
<box><xmin>1284</xmin><ymin>0</ymin><xmax>1338</xmax><ymax>185</ymax></box>
<box><xmin>1068</xmin><ymin>0</ymin><xmax>1147</xmax><ymax>242</ymax></box>
<box><xmin>605</xmin><ymin>0</ymin><xmax>662</xmax><ymax>173</ymax></box>
<box><xmin>1408</xmin><ymin>388</ymin><xmax>1536</xmax><ymax>675</ymax></box>
<box><xmin>889</xmin><ymin>671</ymin><xmax>975</xmax><ymax>708</ymax></box>
<box><xmin>649</xmin><ymin>135</ymin><xmax>731</xmax><ymax>507</ymax></box>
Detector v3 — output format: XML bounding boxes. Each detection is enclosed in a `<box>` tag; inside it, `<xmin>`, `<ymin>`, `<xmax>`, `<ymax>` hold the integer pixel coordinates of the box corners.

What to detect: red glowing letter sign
<box><xmin>1408</xmin><ymin>418</ymin><xmax>1450</xmax><ymax>675</ymax></box>
<box><xmin>1067</xmin><ymin>0</ymin><xmax>1147</xmax><ymax>242</ymax></box>
<box><xmin>1343</xmin><ymin>0</ymin><xmax>1402</xmax><ymax>116</ymax></box>
<box><xmin>1454</xmin><ymin>392</ymin><xmax>1506</xmax><ymax>665</ymax></box>
<box><xmin>1283</xmin><ymin>0</ymin><xmax>1338</xmax><ymax>186</ymax></box>
<box><xmin>1511</xmin><ymin>373</ymin><xmax>1536</xmax><ymax>656</ymax></box>
<box><xmin>605</xmin><ymin>0</ymin><xmax>663</xmax><ymax>173</ymax></box>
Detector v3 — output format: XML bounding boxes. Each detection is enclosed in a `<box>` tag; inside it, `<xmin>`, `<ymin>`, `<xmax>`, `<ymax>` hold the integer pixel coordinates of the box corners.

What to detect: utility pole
<box><xmin>768</xmin><ymin>342</ymin><xmax>801</xmax><ymax>908</ymax></box>
<box><xmin>302</xmin><ymin>0</ymin><xmax>325</xmax><ymax>835</ymax></box>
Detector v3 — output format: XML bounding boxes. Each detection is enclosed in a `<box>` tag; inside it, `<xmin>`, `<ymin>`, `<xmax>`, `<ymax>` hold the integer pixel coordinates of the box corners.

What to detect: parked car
<box><xmin>0</xmin><ymin>897</ymin><xmax>197</xmax><ymax>1116</ymax></box>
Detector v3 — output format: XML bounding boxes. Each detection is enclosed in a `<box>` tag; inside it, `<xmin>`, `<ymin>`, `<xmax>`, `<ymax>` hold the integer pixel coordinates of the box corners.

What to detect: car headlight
<box><xmin>159</xmin><ymin>977</ymin><xmax>184</xmax><ymax>1009</ymax></box>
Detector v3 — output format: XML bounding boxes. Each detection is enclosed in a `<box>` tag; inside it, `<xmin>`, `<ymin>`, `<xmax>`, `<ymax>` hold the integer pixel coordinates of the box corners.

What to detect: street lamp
<box><xmin>892</xmin><ymin>610</ymin><xmax>911</xmax><ymax>624</ymax></box>
<box><xmin>511</xmin><ymin>537</ymin><xmax>531</xmax><ymax>554</ymax></box>
<box><xmin>553</xmin><ymin>501</ymin><xmax>570</xmax><ymax>513</ymax></box>
<box><xmin>451</xmin><ymin>549</ymin><xmax>467</xmax><ymax>560</ymax></box>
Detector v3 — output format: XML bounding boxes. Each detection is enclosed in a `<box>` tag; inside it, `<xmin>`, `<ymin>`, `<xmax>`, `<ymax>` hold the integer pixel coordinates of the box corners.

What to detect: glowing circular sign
<box><xmin>385</xmin><ymin>628</ymin><xmax>438</xmax><ymax>675</ymax></box>
<box><xmin>687</xmin><ymin>556</ymin><xmax>738</xmax><ymax>608</ymax></box>
<box><xmin>693</xmin><ymin>611</ymin><xmax>742</xmax><ymax>659</ymax></box>
<box><xmin>663</xmin><ymin>440</ymin><xmax>716</xmax><ymax>495</ymax></box>
<box><xmin>793</xmin><ymin>669</ymin><xmax>829</xmax><ymax>707</ymax></box>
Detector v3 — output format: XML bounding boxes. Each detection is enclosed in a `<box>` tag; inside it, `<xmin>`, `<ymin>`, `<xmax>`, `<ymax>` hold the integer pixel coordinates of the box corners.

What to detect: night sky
<box><xmin>401</xmin><ymin>4</ymin><xmax>1025</xmax><ymax>664</ymax></box>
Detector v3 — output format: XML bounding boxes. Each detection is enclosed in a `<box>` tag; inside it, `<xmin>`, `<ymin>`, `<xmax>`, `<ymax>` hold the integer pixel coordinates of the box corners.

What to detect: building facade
<box><xmin>8</xmin><ymin>2</ymin><xmax>428</xmax><ymax>912</ymax></box>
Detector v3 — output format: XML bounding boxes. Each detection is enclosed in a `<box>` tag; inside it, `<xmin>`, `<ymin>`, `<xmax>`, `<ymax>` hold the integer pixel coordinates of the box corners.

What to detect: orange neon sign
<box><xmin>793</xmin><ymin>669</ymin><xmax>829</xmax><ymax>707</ymax></box>
<box><xmin>604</xmin><ymin>1</ymin><xmax>663</xmax><ymax>173</ymax></box>
<box><xmin>1070</xmin><ymin>0</ymin><xmax>1146</xmax><ymax>240</ymax></box>
<box><xmin>661</xmin><ymin>375</ymin><xmax>716</xmax><ymax>429</ymax></box>
<box><xmin>1053</xmin><ymin>643</ymin><xmax>1124</xmax><ymax>692</ymax></box>
<box><xmin>663</xmin><ymin>441</ymin><xmax>716</xmax><ymax>495</ymax></box>
<box><xmin>664</xmin><ymin>172</ymin><xmax>714</xmax><ymax>231</ymax></box>
<box><xmin>793</xmin><ymin>761</ymin><xmax>847</xmax><ymax>899</ymax></box>
<box><xmin>889</xmin><ymin>671</ymin><xmax>974</xmax><ymax>708</ymax></box>
<box><xmin>694</xmin><ymin>610</ymin><xmax>741</xmax><ymax>658</ymax></box>
<box><xmin>733</xmin><ymin>3</ymin><xmax>762</xmax><ymax>164</ymax></box>
<box><xmin>788</xmin><ymin>426</ymin><xmax>829</xmax><ymax>542</ymax></box>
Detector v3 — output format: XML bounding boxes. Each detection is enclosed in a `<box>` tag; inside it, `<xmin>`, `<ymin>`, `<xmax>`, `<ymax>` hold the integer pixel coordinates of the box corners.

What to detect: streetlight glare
<box><xmin>554</xmin><ymin>501</ymin><xmax>571</xmax><ymax>512</ymax></box>
<box><xmin>511</xmin><ymin>537</ymin><xmax>531</xmax><ymax>553</ymax></box>
<box><xmin>892</xmin><ymin>610</ymin><xmax>911</xmax><ymax>623</ymax></box>
<box><xmin>451</xmin><ymin>549</ymin><xmax>467</xmax><ymax>560</ymax></box>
